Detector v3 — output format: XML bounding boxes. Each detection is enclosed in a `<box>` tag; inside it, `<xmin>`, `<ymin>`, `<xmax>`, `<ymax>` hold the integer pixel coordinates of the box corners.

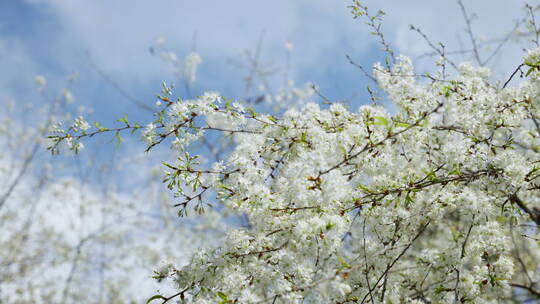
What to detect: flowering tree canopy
<box><xmin>47</xmin><ymin>2</ymin><xmax>540</xmax><ymax>304</ymax></box>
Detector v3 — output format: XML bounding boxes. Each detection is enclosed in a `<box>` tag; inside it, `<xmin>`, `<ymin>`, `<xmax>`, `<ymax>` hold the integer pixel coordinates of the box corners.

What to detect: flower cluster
<box><xmin>48</xmin><ymin>44</ymin><xmax>540</xmax><ymax>302</ymax></box>
<box><xmin>133</xmin><ymin>48</ymin><xmax>540</xmax><ymax>303</ymax></box>
<box><xmin>184</xmin><ymin>52</ymin><xmax>202</xmax><ymax>85</ymax></box>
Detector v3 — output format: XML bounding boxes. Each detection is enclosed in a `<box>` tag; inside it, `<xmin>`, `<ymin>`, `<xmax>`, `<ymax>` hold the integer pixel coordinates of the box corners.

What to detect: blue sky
<box><xmin>0</xmin><ymin>0</ymin><xmax>529</xmax><ymax>182</ymax></box>
<box><xmin>0</xmin><ymin>0</ymin><xmax>536</xmax><ymax>296</ymax></box>
<box><xmin>0</xmin><ymin>2</ymin><xmax>534</xmax><ymax>299</ymax></box>
<box><xmin>0</xmin><ymin>0</ymin><xmax>526</xmax><ymax>108</ymax></box>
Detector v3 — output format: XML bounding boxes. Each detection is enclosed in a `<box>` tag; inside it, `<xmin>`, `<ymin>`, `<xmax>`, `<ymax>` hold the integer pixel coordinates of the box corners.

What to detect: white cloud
<box><xmin>0</xmin><ymin>1</ymin><xmax>534</xmax><ymax>300</ymax></box>
<box><xmin>13</xmin><ymin>0</ymin><xmax>366</xmax><ymax>88</ymax></box>
<box><xmin>1</xmin><ymin>0</ymin><xmax>529</xmax><ymax>107</ymax></box>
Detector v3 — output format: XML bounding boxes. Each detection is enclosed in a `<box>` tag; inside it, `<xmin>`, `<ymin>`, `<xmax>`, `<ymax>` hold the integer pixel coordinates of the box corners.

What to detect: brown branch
<box><xmin>510</xmin><ymin>283</ymin><xmax>540</xmax><ymax>298</ymax></box>
<box><xmin>432</xmin><ymin>125</ymin><xmax>468</xmax><ymax>135</ymax></box>
<box><xmin>270</xmin><ymin>206</ymin><xmax>318</xmax><ymax>213</ymax></box>
<box><xmin>510</xmin><ymin>226</ymin><xmax>534</xmax><ymax>285</ymax></box>
<box><xmin>509</xmin><ymin>193</ymin><xmax>540</xmax><ymax>225</ymax></box>
<box><xmin>460</xmin><ymin>215</ymin><xmax>475</xmax><ymax>259</ymax></box>
<box><xmin>161</xmin><ymin>284</ymin><xmax>193</xmax><ymax>304</ymax></box>
<box><xmin>356</xmin><ymin>168</ymin><xmax>502</xmax><ymax>208</ymax></box>
<box><xmin>362</xmin><ymin>219</ymin><xmax>375</xmax><ymax>304</ymax></box>
<box><xmin>231</xmin><ymin>241</ymin><xmax>289</xmax><ymax>259</ymax></box>
<box><xmin>503</xmin><ymin>64</ymin><xmax>524</xmax><ymax>88</ymax></box>
<box><xmin>360</xmin><ymin>220</ymin><xmax>431</xmax><ymax>303</ymax></box>
<box><xmin>319</xmin><ymin>103</ymin><xmax>443</xmax><ymax>178</ymax></box>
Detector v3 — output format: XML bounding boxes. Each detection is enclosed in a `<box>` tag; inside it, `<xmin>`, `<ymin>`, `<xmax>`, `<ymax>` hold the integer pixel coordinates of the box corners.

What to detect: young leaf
<box><xmin>146</xmin><ymin>294</ymin><xmax>166</xmax><ymax>304</ymax></box>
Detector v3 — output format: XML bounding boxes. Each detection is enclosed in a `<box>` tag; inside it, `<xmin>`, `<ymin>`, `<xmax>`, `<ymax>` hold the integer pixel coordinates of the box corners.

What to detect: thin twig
<box><xmin>503</xmin><ymin>64</ymin><xmax>524</xmax><ymax>88</ymax></box>
<box><xmin>86</xmin><ymin>51</ymin><xmax>155</xmax><ymax>112</ymax></box>
<box><xmin>346</xmin><ymin>55</ymin><xmax>377</xmax><ymax>83</ymax></box>
<box><xmin>409</xmin><ymin>25</ymin><xmax>458</xmax><ymax>70</ymax></box>
<box><xmin>457</xmin><ymin>0</ymin><xmax>482</xmax><ymax>65</ymax></box>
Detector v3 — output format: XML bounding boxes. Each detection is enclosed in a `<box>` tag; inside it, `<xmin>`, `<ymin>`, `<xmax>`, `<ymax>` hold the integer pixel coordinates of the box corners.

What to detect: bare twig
<box><xmin>86</xmin><ymin>52</ymin><xmax>155</xmax><ymax>112</ymax></box>
<box><xmin>510</xmin><ymin>283</ymin><xmax>540</xmax><ymax>298</ymax></box>
<box><xmin>409</xmin><ymin>25</ymin><xmax>458</xmax><ymax>70</ymax></box>
<box><xmin>457</xmin><ymin>0</ymin><xmax>482</xmax><ymax>65</ymax></box>
<box><xmin>346</xmin><ymin>55</ymin><xmax>377</xmax><ymax>83</ymax></box>
<box><xmin>503</xmin><ymin>64</ymin><xmax>524</xmax><ymax>88</ymax></box>
<box><xmin>0</xmin><ymin>143</ymin><xmax>39</xmax><ymax>211</ymax></box>
<box><xmin>360</xmin><ymin>220</ymin><xmax>431</xmax><ymax>303</ymax></box>
<box><xmin>509</xmin><ymin>193</ymin><xmax>540</xmax><ymax>225</ymax></box>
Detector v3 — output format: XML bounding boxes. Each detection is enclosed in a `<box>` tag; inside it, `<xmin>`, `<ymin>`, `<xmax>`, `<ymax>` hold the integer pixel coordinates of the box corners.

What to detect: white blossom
<box><xmin>34</xmin><ymin>75</ymin><xmax>46</xmax><ymax>87</ymax></box>
<box><xmin>183</xmin><ymin>52</ymin><xmax>202</xmax><ymax>85</ymax></box>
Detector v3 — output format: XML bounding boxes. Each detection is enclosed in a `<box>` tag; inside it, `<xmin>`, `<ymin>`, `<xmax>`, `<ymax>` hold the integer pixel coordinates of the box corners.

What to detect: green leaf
<box><xmin>422</xmin><ymin>169</ymin><xmax>437</xmax><ymax>182</ymax></box>
<box><xmin>434</xmin><ymin>285</ymin><xmax>450</xmax><ymax>294</ymax></box>
<box><xmin>131</xmin><ymin>122</ymin><xmax>141</xmax><ymax>135</ymax></box>
<box><xmin>394</xmin><ymin>122</ymin><xmax>410</xmax><ymax>128</ymax></box>
<box><xmin>338</xmin><ymin>145</ymin><xmax>348</xmax><ymax>158</ymax></box>
<box><xmin>146</xmin><ymin>294</ymin><xmax>166</xmax><ymax>304</ymax></box>
<box><xmin>370</xmin><ymin>116</ymin><xmax>388</xmax><ymax>126</ymax></box>
<box><xmin>217</xmin><ymin>292</ymin><xmax>228</xmax><ymax>301</ymax></box>
<box><xmin>336</xmin><ymin>252</ymin><xmax>350</xmax><ymax>269</ymax></box>
<box><xmin>247</xmin><ymin>107</ymin><xmax>257</xmax><ymax>118</ymax></box>
<box><xmin>115</xmin><ymin>131</ymin><xmax>122</xmax><ymax>145</ymax></box>
<box><xmin>366</xmin><ymin>85</ymin><xmax>373</xmax><ymax>94</ymax></box>
<box><xmin>326</xmin><ymin>222</ymin><xmax>336</xmax><ymax>231</ymax></box>
<box><xmin>440</xmin><ymin>86</ymin><xmax>452</xmax><ymax>97</ymax></box>
<box><xmin>117</xmin><ymin>114</ymin><xmax>129</xmax><ymax>125</ymax></box>
<box><xmin>267</xmin><ymin>115</ymin><xmax>278</xmax><ymax>123</ymax></box>
<box><xmin>405</xmin><ymin>193</ymin><xmax>414</xmax><ymax>206</ymax></box>
<box><xmin>449</xmin><ymin>163</ymin><xmax>461</xmax><ymax>176</ymax></box>
<box><xmin>358</xmin><ymin>184</ymin><xmax>371</xmax><ymax>193</ymax></box>
<box><xmin>94</xmin><ymin>121</ymin><xmax>108</xmax><ymax>132</ymax></box>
